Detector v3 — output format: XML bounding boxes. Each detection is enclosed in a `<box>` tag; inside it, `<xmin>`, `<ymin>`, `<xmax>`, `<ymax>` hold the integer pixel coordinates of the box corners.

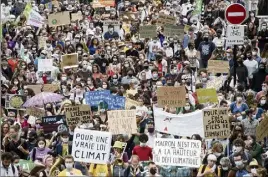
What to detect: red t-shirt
<box><xmin>132</xmin><ymin>145</ymin><xmax>153</xmax><ymax>161</ymax></box>
<box><xmin>8</xmin><ymin>58</ymin><xmax>18</xmax><ymax>72</ymax></box>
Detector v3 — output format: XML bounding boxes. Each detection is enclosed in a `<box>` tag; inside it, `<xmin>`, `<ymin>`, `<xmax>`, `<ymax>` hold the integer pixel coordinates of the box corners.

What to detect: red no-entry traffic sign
<box><xmin>225</xmin><ymin>3</ymin><xmax>246</xmax><ymax>25</ymax></box>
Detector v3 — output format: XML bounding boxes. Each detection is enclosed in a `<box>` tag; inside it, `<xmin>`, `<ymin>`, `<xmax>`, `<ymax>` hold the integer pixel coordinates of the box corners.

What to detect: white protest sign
<box><xmin>27</xmin><ymin>10</ymin><xmax>44</xmax><ymax>28</ymax></box>
<box><xmin>226</xmin><ymin>25</ymin><xmax>244</xmax><ymax>45</ymax></box>
<box><xmin>38</xmin><ymin>59</ymin><xmax>53</xmax><ymax>72</ymax></box>
<box><xmin>153</xmin><ymin>138</ymin><xmax>201</xmax><ymax>168</ymax></box>
<box><xmin>72</xmin><ymin>128</ymin><xmax>112</xmax><ymax>164</ymax></box>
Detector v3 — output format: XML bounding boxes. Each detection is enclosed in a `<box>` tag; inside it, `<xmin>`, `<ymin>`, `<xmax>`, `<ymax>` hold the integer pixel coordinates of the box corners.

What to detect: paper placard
<box><xmin>27</xmin><ymin>10</ymin><xmax>44</xmax><ymax>28</ymax></box>
<box><xmin>196</xmin><ymin>88</ymin><xmax>218</xmax><ymax>104</ymax></box>
<box><xmin>153</xmin><ymin>138</ymin><xmax>201</xmax><ymax>168</ymax></box>
<box><xmin>107</xmin><ymin>110</ymin><xmax>137</xmax><ymax>134</ymax></box>
<box><xmin>203</xmin><ymin>108</ymin><xmax>230</xmax><ymax>139</ymax></box>
<box><xmin>164</xmin><ymin>25</ymin><xmax>184</xmax><ymax>37</ymax></box>
<box><xmin>38</xmin><ymin>59</ymin><xmax>53</xmax><ymax>72</ymax></box>
<box><xmin>156</xmin><ymin>86</ymin><xmax>186</xmax><ymax>108</ymax></box>
<box><xmin>26</xmin><ymin>107</ymin><xmax>45</xmax><ymax>118</ymax></box>
<box><xmin>139</xmin><ymin>25</ymin><xmax>157</xmax><ymax>38</ymax></box>
<box><xmin>256</xmin><ymin>117</ymin><xmax>268</xmax><ymax>141</ymax></box>
<box><xmin>65</xmin><ymin>105</ymin><xmax>91</xmax><ymax>126</ymax></box>
<box><xmin>125</xmin><ymin>98</ymin><xmax>143</xmax><ymax>109</ymax></box>
<box><xmin>208</xmin><ymin>60</ymin><xmax>229</xmax><ymax>74</ymax></box>
<box><xmin>42</xmin><ymin>115</ymin><xmax>68</xmax><ymax>133</ymax></box>
<box><xmin>43</xmin><ymin>84</ymin><xmax>59</xmax><ymax>93</ymax></box>
<box><xmin>38</xmin><ymin>36</ymin><xmax>47</xmax><ymax>49</ymax></box>
<box><xmin>61</xmin><ymin>53</ymin><xmax>78</xmax><ymax>69</ymax></box>
<box><xmin>226</xmin><ymin>25</ymin><xmax>244</xmax><ymax>45</ymax></box>
<box><xmin>48</xmin><ymin>11</ymin><xmax>71</xmax><ymax>27</ymax></box>
<box><xmin>72</xmin><ymin>128</ymin><xmax>112</xmax><ymax>164</ymax></box>
<box><xmin>92</xmin><ymin>0</ymin><xmax>115</xmax><ymax>8</ymax></box>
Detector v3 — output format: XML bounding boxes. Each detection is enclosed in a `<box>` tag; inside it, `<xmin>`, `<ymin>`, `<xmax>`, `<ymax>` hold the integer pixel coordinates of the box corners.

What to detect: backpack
<box><xmin>201</xmin><ymin>165</ymin><xmax>218</xmax><ymax>175</ymax></box>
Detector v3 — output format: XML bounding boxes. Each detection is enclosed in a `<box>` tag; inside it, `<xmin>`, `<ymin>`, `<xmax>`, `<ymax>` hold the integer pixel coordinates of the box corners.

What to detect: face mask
<box><xmin>252</xmin><ymin>51</ymin><xmax>257</xmax><ymax>56</ymax></box>
<box><xmin>2</xmin><ymin>66</ymin><xmax>7</xmax><ymax>69</ymax></box>
<box><xmin>226</xmin><ymin>53</ymin><xmax>231</xmax><ymax>57</ymax></box>
<box><xmin>65</xmin><ymin>42</ymin><xmax>71</xmax><ymax>45</ymax></box>
<box><xmin>65</xmin><ymin>163</ymin><xmax>73</xmax><ymax>169</ymax></box>
<box><xmin>38</xmin><ymin>144</ymin><xmax>45</xmax><ymax>149</ymax></box>
<box><xmin>251</xmin><ymin>168</ymin><xmax>257</xmax><ymax>174</ymax></box>
<box><xmin>222</xmin><ymin>167</ymin><xmax>228</xmax><ymax>171</ymax></box>
<box><xmin>184</xmin><ymin>106</ymin><xmax>191</xmax><ymax>111</ymax></box>
<box><xmin>148</xmin><ymin>128</ymin><xmax>155</xmax><ymax>133</ymax></box>
<box><xmin>260</xmin><ymin>100</ymin><xmax>266</xmax><ymax>105</ymax></box>
<box><xmin>103</xmin><ymin>85</ymin><xmax>107</xmax><ymax>89</ymax></box>
<box><xmin>150</xmin><ymin>168</ymin><xmax>157</xmax><ymax>175</ymax></box>
<box><xmin>62</xmin><ymin>77</ymin><xmax>67</xmax><ymax>81</ymax></box>
<box><xmin>262</xmin><ymin>26</ymin><xmax>267</xmax><ymax>30</ymax></box>
<box><xmin>11</xmin><ymin>134</ymin><xmax>17</xmax><ymax>139</ymax></box>
<box><xmin>202</xmin><ymin>78</ymin><xmax>207</xmax><ymax>82</ymax></box>
<box><xmin>108</xmin><ymin>28</ymin><xmax>113</xmax><ymax>32</ymax></box>
<box><xmin>113</xmin><ymin>79</ymin><xmax>118</xmax><ymax>83</ymax></box>
<box><xmin>236</xmin><ymin>97</ymin><xmax>242</xmax><ymax>102</ymax></box>
<box><xmin>14</xmin><ymin>81</ymin><xmax>19</xmax><ymax>85</ymax></box>
<box><xmin>233</xmin><ymin>146</ymin><xmax>243</xmax><ymax>153</ymax></box>
<box><xmin>124</xmin><ymin>64</ymin><xmax>130</xmax><ymax>68</ymax></box>
<box><xmin>76</xmin><ymin>88</ymin><xmax>81</xmax><ymax>93</ymax></box>
<box><xmin>76</xmin><ymin>78</ymin><xmax>81</xmax><ymax>82</ymax></box>
<box><xmin>151</xmin><ymin>73</ymin><xmax>158</xmax><ymax>79</ymax></box>
<box><xmin>140</xmin><ymin>142</ymin><xmax>147</xmax><ymax>147</ymax></box>
<box><xmin>62</xmin><ymin>137</ymin><xmax>69</xmax><ymax>143</ymax></box>
<box><xmin>83</xmin><ymin>65</ymin><xmax>87</xmax><ymax>69</ymax></box>
<box><xmin>214</xmin><ymin>152</ymin><xmax>221</xmax><ymax>157</ymax></box>
<box><xmin>235</xmin><ymin>160</ymin><xmax>244</xmax><ymax>168</ymax></box>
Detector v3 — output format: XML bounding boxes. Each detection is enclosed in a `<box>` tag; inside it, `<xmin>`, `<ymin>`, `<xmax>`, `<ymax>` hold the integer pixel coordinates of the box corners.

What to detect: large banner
<box><xmin>107</xmin><ymin>110</ymin><xmax>137</xmax><ymax>134</ymax></box>
<box><xmin>72</xmin><ymin>128</ymin><xmax>112</xmax><ymax>164</ymax></box>
<box><xmin>154</xmin><ymin>107</ymin><xmax>204</xmax><ymax>137</ymax></box>
<box><xmin>203</xmin><ymin>108</ymin><xmax>230</xmax><ymax>139</ymax></box>
<box><xmin>153</xmin><ymin>138</ymin><xmax>201</xmax><ymax>168</ymax></box>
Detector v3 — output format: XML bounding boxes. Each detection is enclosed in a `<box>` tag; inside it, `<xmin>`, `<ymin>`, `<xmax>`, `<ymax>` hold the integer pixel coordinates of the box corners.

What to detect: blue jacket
<box><xmin>55</xmin><ymin>142</ymin><xmax>72</xmax><ymax>156</ymax></box>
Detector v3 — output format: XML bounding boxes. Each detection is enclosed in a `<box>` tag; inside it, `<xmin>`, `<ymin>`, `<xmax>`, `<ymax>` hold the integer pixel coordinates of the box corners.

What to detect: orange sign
<box><xmin>92</xmin><ymin>0</ymin><xmax>115</xmax><ymax>8</ymax></box>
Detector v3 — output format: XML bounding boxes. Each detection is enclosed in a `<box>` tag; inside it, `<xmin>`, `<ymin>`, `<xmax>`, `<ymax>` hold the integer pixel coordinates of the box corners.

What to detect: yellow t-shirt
<box><xmin>89</xmin><ymin>164</ymin><xmax>109</xmax><ymax>177</ymax></box>
<box><xmin>198</xmin><ymin>165</ymin><xmax>221</xmax><ymax>177</ymax></box>
<box><xmin>62</xmin><ymin>144</ymin><xmax>69</xmax><ymax>156</ymax></box>
<box><xmin>58</xmin><ymin>169</ymin><xmax>83</xmax><ymax>177</ymax></box>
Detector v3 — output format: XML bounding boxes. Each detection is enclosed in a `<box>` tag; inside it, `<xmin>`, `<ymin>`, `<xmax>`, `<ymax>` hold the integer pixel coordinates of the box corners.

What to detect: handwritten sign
<box><xmin>203</xmin><ymin>108</ymin><xmax>230</xmax><ymax>139</ymax></box>
<box><xmin>71</xmin><ymin>12</ymin><xmax>83</xmax><ymax>21</ymax></box>
<box><xmin>38</xmin><ymin>59</ymin><xmax>53</xmax><ymax>72</ymax></box>
<box><xmin>139</xmin><ymin>25</ymin><xmax>157</xmax><ymax>38</ymax></box>
<box><xmin>256</xmin><ymin>117</ymin><xmax>268</xmax><ymax>141</ymax></box>
<box><xmin>156</xmin><ymin>86</ymin><xmax>186</xmax><ymax>108</ymax></box>
<box><xmin>153</xmin><ymin>138</ymin><xmax>201</xmax><ymax>167</ymax></box>
<box><xmin>26</xmin><ymin>107</ymin><xmax>45</xmax><ymax>118</ymax></box>
<box><xmin>27</xmin><ymin>85</ymin><xmax>42</xmax><ymax>94</ymax></box>
<box><xmin>157</xmin><ymin>13</ymin><xmax>176</xmax><ymax>25</ymax></box>
<box><xmin>196</xmin><ymin>88</ymin><xmax>218</xmax><ymax>104</ymax></box>
<box><xmin>61</xmin><ymin>53</ymin><xmax>78</xmax><ymax>69</ymax></box>
<box><xmin>43</xmin><ymin>84</ymin><xmax>59</xmax><ymax>93</ymax></box>
<box><xmin>72</xmin><ymin>128</ymin><xmax>112</xmax><ymax>164</ymax></box>
<box><xmin>42</xmin><ymin>115</ymin><xmax>68</xmax><ymax>133</ymax></box>
<box><xmin>107</xmin><ymin>110</ymin><xmax>137</xmax><ymax>134</ymax></box>
<box><xmin>208</xmin><ymin>60</ymin><xmax>229</xmax><ymax>74</ymax></box>
<box><xmin>125</xmin><ymin>98</ymin><xmax>143</xmax><ymax>109</ymax></box>
<box><xmin>65</xmin><ymin>105</ymin><xmax>91</xmax><ymax>126</ymax></box>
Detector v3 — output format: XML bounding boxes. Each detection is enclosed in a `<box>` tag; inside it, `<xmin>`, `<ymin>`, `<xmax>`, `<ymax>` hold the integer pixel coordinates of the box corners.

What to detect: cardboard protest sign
<box><xmin>125</xmin><ymin>98</ymin><xmax>143</xmax><ymax>109</ymax></box>
<box><xmin>38</xmin><ymin>36</ymin><xmax>47</xmax><ymax>49</ymax></box>
<box><xmin>26</xmin><ymin>107</ymin><xmax>45</xmax><ymax>118</ymax></box>
<box><xmin>5</xmin><ymin>94</ymin><xmax>25</xmax><ymax>109</ymax></box>
<box><xmin>107</xmin><ymin>110</ymin><xmax>137</xmax><ymax>134</ymax></box>
<box><xmin>27</xmin><ymin>85</ymin><xmax>42</xmax><ymax>94</ymax></box>
<box><xmin>196</xmin><ymin>88</ymin><xmax>218</xmax><ymax>104</ymax></box>
<box><xmin>208</xmin><ymin>60</ymin><xmax>229</xmax><ymax>74</ymax></box>
<box><xmin>38</xmin><ymin>59</ymin><xmax>53</xmax><ymax>72</ymax></box>
<box><xmin>42</xmin><ymin>115</ymin><xmax>68</xmax><ymax>133</ymax></box>
<box><xmin>164</xmin><ymin>25</ymin><xmax>184</xmax><ymax>37</ymax></box>
<box><xmin>92</xmin><ymin>0</ymin><xmax>115</xmax><ymax>8</ymax></box>
<box><xmin>72</xmin><ymin>128</ymin><xmax>112</xmax><ymax>164</ymax></box>
<box><xmin>103</xmin><ymin>21</ymin><xmax>120</xmax><ymax>35</ymax></box>
<box><xmin>256</xmin><ymin>117</ymin><xmax>268</xmax><ymax>141</ymax></box>
<box><xmin>157</xmin><ymin>13</ymin><xmax>176</xmax><ymax>25</ymax></box>
<box><xmin>153</xmin><ymin>138</ymin><xmax>201</xmax><ymax>167</ymax></box>
<box><xmin>43</xmin><ymin>84</ymin><xmax>59</xmax><ymax>93</ymax></box>
<box><xmin>71</xmin><ymin>12</ymin><xmax>83</xmax><ymax>21</ymax></box>
<box><xmin>139</xmin><ymin>25</ymin><xmax>157</xmax><ymax>38</ymax></box>
<box><xmin>61</xmin><ymin>53</ymin><xmax>78</xmax><ymax>69</ymax></box>
<box><xmin>203</xmin><ymin>108</ymin><xmax>230</xmax><ymax>139</ymax></box>
<box><xmin>156</xmin><ymin>86</ymin><xmax>186</xmax><ymax>108</ymax></box>
<box><xmin>65</xmin><ymin>105</ymin><xmax>91</xmax><ymax>126</ymax></box>
<box><xmin>48</xmin><ymin>11</ymin><xmax>71</xmax><ymax>27</ymax></box>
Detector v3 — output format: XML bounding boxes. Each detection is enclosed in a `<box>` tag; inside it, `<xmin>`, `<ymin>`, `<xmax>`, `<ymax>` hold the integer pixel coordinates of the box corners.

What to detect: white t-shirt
<box><xmin>148</xmin><ymin>41</ymin><xmax>162</xmax><ymax>53</ymax></box>
<box><xmin>243</xmin><ymin>59</ymin><xmax>258</xmax><ymax>79</ymax></box>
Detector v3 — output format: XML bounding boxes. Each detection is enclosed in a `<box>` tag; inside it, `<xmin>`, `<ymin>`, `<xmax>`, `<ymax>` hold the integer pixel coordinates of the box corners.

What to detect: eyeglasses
<box><xmin>3</xmin><ymin>127</ymin><xmax>9</xmax><ymax>128</ymax></box>
<box><xmin>250</xmin><ymin>166</ymin><xmax>259</xmax><ymax>169</ymax></box>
